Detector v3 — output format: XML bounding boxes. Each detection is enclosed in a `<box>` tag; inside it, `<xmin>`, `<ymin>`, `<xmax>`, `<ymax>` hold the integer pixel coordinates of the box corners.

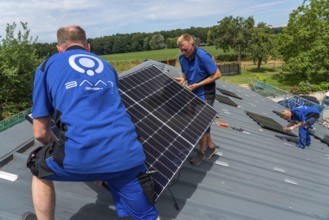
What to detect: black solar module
<box><xmin>119</xmin><ymin>65</ymin><xmax>218</xmax><ymax>200</ymax></box>
<box><xmin>245</xmin><ymin>111</ymin><xmax>297</xmax><ymax>137</ymax></box>
<box><xmin>216</xmin><ymin>94</ymin><xmax>238</xmax><ymax>107</ymax></box>
<box><xmin>217</xmin><ymin>88</ymin><xmax>242</xmax><ymax>100</ymax></box>
<box><xmin>309</xmin><ymin>130</ymin><xmax>329</xmax><ymax>146</ymax></box>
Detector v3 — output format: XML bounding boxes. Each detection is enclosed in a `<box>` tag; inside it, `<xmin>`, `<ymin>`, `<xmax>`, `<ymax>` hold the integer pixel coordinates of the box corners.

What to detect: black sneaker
<box><xmin>205</xmin><ymin>147</ymin><xmax>218</xmax><ymax>160</ymax></box>
<box><xmin>190</xmin><ymin>151</ymin><xmax>205</xmax><ymax>165</ymax></box>
<box><xmin>22</xmin><ymin>212</ymin><xmax>37</xmax><ymax>220</ymax></box>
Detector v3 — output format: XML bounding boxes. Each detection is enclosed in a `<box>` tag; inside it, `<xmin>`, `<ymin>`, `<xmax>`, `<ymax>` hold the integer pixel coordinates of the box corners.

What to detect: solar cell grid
<box><xmin>119</xmin><ymin>65</ymin><xmax>218</xmax><ymax>199</ymax></box>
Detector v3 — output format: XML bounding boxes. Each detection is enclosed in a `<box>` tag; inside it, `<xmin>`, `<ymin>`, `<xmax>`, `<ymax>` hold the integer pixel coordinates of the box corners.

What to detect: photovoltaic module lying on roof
<box><xmin>119</xmin><ymin>65</ymin><xmax>218</xmax><ymax>200</ymax></box>
<box><xmin>245</xmin><ymin>111</ymin><xmax>297</xmax><ymax>137</ymax></box>
<box><xmin>216</xmin><ymin>94</ymin><xmax>238</xmax><ymax>107</ymax></box>
<box><xmin>217</xmin><ymin>88</ymin><xmax>242</xmax><ymax>100</ymax></box>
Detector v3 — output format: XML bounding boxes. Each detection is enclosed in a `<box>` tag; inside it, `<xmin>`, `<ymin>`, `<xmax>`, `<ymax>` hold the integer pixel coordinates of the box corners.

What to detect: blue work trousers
<box><xmin>298</xmin><ymin>117</ymin><xmax>317</xmax><ymax>147</ymax></box>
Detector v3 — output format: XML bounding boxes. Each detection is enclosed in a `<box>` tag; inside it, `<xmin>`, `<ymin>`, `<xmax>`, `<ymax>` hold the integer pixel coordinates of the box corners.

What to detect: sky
<box><xmin>0</xmin><ymin>0</ymin><xmax>305</xmax><ymax>43</ymax></box>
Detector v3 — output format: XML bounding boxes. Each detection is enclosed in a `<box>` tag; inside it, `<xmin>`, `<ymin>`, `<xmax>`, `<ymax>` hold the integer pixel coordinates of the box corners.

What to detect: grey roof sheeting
<box><xmin>1</xmin><ymin>61</ymin><xmax>329</xmax><ymax>220</ymax></box>
<box><xmin>0</xmin><ymin>121</ymin><xmax>34</xmax><ymax>167</ymax></box>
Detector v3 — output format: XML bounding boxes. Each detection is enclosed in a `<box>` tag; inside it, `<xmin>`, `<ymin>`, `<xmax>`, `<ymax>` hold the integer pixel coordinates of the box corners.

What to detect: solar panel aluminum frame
<box><xmin>119</xmin><ymin>65</ymin><xmax>218</xmax><ymax>200</ymax></box>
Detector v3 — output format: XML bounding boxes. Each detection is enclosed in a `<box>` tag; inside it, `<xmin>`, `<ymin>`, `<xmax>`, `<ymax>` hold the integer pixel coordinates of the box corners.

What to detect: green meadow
<box><xmin>101</xmin><ymin>46</ymin><xmax>225</xmax><ymax>62</ymax></box>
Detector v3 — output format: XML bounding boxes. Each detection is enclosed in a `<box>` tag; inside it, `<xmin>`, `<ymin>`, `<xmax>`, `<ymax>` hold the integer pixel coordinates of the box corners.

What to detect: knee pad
<box><xmin>26</xmin><ymin>146</ymin><xmax>43</xmax><ymax>176</ymax></box>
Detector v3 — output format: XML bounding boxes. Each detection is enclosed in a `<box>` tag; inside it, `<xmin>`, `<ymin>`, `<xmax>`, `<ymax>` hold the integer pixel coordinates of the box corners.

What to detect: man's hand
<box><xmin>283</xmin><ymin>126</ymin><xmax>294</xmax><ymax>131</ymax></box>
<box><xmin>173</xmin><ymin>77</ymin><xmax>185</xmax><ymax>85</ymax></box>
<box><xmin>187</xmin><ymin>84</ymin><xmax>198</xmax><ymax>91</ymax></box>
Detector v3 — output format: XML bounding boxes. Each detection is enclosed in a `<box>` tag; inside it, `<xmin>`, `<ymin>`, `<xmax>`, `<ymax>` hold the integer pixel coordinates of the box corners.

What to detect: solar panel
<box><xmin>245</xmin><ymin>111</ymin><xmax>297</xmax><ymax>137</ymax></box>
<box><xmin>217</xmin><ymin>88</ymin><xmax>242</xmax><ymax>100</ymax></box>
<box><xmin>119</xmin><ymin>65</ymin><xmax>218</xmax><ymax>200</ymax></box>
<box><xmin>216</xmin><ymin>94</ymin><xmax>238</xmax><ymax>107</ymax></box>
<box><xmin>309</xmin><ymin>130</ymin><xmax>329</xmax><ymax>146</ymax></box>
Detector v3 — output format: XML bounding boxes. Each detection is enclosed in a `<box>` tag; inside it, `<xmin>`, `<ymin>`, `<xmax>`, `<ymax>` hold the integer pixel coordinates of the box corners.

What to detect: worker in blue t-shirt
<box><xmin>175</xmin><ymin>34</ymin><xmax>221</xmax><ymax>166</ymax></box>
<box><xmin>280</xmin><ymin>106</ymin><xmax>320</xmax><ymax>149</ymax></box>
<box><xmin>24</xmin><ymin>26</ymin><xmax>160</xmax><ymax>220</ymax></box>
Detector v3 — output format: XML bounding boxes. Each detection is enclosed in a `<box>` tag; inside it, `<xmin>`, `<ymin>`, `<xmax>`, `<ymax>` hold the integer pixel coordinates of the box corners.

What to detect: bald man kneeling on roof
<box><xmin>24</xmin><ymin>25</ymin><xmax>160</xmax><ymax>220</ymax></box>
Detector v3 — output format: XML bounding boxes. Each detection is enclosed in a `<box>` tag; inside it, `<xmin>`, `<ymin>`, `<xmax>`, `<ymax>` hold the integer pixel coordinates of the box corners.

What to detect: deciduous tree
<box><xmin>213</xmin><ymin>16</ymin><xmax>255</xmax><ymax>62</ymax></box>
<box><xmin>278</xmin><ymin>0</ymin><xmax>329</xmax><ymax>84</ymax></box>
<box><xmin>149</xmin><ymin>34</ymin><xmax>166</xmax><ymax>50</ymax></box>
<box><xmin>248</xmin><ymin>22</ymin><xmax>274</xmax><ymax>71</ymax></box>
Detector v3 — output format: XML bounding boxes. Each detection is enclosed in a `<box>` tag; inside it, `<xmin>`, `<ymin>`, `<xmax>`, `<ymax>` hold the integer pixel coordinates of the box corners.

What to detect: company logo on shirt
<box><xmin>69</xmin><ymin>54</ymin><xmax>104</xmax><ymax>76</ymax></box>
<box><xmin>65</xmin><ymin>80</ymin><xmax>115</xmax><ymax>90</ymax></box>
<box><xmin>66</xmin><ymin>54</ymin><xmax>114</xmax><ymax>91</ymax></box>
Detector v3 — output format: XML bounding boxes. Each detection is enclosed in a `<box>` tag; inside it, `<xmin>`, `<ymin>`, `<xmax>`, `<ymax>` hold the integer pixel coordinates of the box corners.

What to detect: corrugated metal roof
<box><xmin>1</xmin><ymin>61</ymin><xmax>329</xmax><ymax>220</ymax></box>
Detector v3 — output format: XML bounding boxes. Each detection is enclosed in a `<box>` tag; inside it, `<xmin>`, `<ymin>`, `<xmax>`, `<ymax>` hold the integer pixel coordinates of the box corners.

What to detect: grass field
<box><xmin>221</xmin><ymin>60</ymin><xmax>288</xmax><ymax>90</ymax></box>
<box><xmin>102</xmin><ymin>46</ymin><xmax>224</xmax><ymax>62</ymax></box>
<box><xmin>101</xmin><ymin>48</ymin><xmax>179</xmax><ymax>72</ymax></box>
<box><xmin>102</xmin><ymin>46</ymin><xmax>286</xmax><ymax>90</ymax></box>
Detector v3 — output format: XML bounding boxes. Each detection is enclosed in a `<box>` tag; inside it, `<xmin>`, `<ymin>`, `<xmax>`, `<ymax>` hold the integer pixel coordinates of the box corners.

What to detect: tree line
<box><xmin>0</xmin><ymin>0</ymin><xmax>328</xmax><ymax>120</ymax></box>
<box><xmin>32</xmin><ymin>26</ymin><xmax>212</xmax><ymax>58</ymax></box>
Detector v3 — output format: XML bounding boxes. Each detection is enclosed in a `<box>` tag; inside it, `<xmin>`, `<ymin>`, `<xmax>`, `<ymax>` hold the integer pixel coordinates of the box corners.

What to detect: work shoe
<box><xmin>22</xmin><ymin>212</ymin><xmax>37</xmax><ymax>220</ymax></box>
<box><xmin>205</xmin><ymin>147</ymin><xmax>218</xmax><ymax>160</ymax></box>
<box><xmin>296</xmin><ymin>143</ymin><xmax>305</xmax><ymax>149</ymax></box>
<box><xmin>190</xmin><ymin>151</ymin><xmax>205</xmax><ymax>165</ymax></box>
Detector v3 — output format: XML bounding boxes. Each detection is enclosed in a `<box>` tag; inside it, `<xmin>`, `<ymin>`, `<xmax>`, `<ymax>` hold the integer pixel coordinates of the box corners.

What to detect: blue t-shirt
<box><xmin>179</xmin><ymin>47</ymin><xmax>218</xmax><ymax>100</ymax></box>
<box><xmin>291</xmin><ymin>106</ymin><xmax>320</xmax><ymax>122</ymax></box>
<box><xmin>32</xmin><ymin>46</ymin><xmax>145</xmax><ymax>174</ymax></box>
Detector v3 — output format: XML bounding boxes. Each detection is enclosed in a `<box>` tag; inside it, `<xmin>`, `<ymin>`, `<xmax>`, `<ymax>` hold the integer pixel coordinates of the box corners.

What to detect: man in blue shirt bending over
<box><xmin>176</xmin><ymin>34</ymin><xmax>221</xmax><ymax>165</ymax></box>
<box><xmin>24</xmin><ymin>26</ymin><xmax>160</xmax><ymax>220</ymax></box>
<box><xmin>280</xmin><ymin>106</ymin><xmax>320</xmax><ymax>149</ymax></box>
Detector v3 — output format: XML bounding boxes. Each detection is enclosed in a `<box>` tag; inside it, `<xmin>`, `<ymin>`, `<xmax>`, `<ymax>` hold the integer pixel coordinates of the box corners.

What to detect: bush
<box><xmin>255</xmin><ymin>74</ymin><xmax>266</xmax><ymax>82</ymax></box>
<box><xmin>319</xmin><ymin>82</ymin><xmax>329</xmax><ymax>91</ymax></box>
<box><xmin>0</xmin><ymin>22</ymin><xmax>40</xmax><ymax>120</ymax></box>
<box><xmin>310</xmin><ymin>84</ymin><xmax>322</xmax><ymax>92</ymax></box>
